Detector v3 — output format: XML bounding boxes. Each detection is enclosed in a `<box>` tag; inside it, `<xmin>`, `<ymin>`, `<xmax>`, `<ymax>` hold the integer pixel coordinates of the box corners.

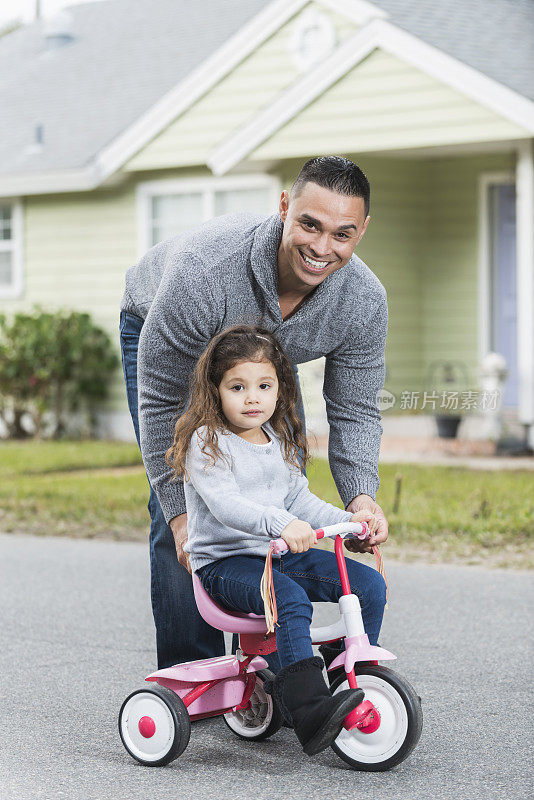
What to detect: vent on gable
<box><xmin>25</xmin><ymin>124</ymin><xmax>44</xmax><ymax>156</ymax></box>
<box><xmin>289</xmin><ymin>8</ymin><xmax>337</xmax><ymax>73</ymax></box>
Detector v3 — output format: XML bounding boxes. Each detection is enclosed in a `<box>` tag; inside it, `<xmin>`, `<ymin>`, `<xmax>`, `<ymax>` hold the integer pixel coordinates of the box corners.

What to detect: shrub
<box><xmin>0</xmin><ymin>309</ymin><xmax>118</xmax><ymax>438</ymax></box>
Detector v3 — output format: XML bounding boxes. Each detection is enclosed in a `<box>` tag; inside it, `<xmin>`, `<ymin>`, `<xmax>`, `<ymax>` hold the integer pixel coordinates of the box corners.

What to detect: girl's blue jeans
<box><xmin>196</xmin><ymin>550</ymin><xmax>387</xmax><ymax>667</ymax></box>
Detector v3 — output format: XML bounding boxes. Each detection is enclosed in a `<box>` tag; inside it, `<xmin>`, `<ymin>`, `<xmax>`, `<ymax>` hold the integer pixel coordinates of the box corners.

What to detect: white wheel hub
<box><xmin>224</xmin><ymin>680</ymin><xmax>272</xmax><ymax>737</ymax></box>
<box><xmin>120</xmin><ymin>692</ymin><xmax>176</xmax><ymax>763</ymax></box>
<box><xmin>333</xmin><ymin>675</ymin><xmax>408</xmax><ymax>764</ymax></box>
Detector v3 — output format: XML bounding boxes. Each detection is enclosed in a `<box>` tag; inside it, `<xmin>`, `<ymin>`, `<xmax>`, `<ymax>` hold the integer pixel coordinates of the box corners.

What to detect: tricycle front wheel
<box><xmin>331</xmin><ymin>666</ymin><xmax>422</xmax><ymax>771</ymax></box>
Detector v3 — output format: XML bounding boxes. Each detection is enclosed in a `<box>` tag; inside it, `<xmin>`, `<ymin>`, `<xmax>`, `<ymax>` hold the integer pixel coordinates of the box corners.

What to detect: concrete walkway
<box><xmin>377</xmin><ymin>452</ymin><xmax>534</xmax><ymax>469</ymax></box>
<box><xmin>311</xmin><ymin>435</ymin><xmax>534</xmax><ymax>470</ymax></box>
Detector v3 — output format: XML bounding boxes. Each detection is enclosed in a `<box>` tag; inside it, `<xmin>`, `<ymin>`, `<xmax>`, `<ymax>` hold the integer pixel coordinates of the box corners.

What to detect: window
<box><xmin>137</xmin><ymin>176</ymin><xmax>280</xmax><ymax>253</ymax></box>
<box><xmin>0</xmin><ymin>201</ymin><xmax>23</xmax><ymax>299</ymax></box>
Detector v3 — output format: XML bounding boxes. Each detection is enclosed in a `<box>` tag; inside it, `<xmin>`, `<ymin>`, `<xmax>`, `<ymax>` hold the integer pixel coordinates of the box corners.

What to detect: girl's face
<box><xmin>218</xmin><ymin>359</ymin><xmax>279</xmax><ymax>440</ymax></box>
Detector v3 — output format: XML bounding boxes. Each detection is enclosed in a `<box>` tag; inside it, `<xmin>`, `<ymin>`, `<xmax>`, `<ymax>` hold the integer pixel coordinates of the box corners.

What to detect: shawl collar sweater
<box><xmin>121</xmin><ymin>212</ymin><xmax>387</xmax><ymax>524</ymax></box>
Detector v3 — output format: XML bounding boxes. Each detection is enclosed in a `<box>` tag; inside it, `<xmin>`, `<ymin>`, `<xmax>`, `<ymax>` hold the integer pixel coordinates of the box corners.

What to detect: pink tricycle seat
<box><xmin>192</xmin><ymin>573</ymin><xmax>269</xmax><ymax>634</ymax></box>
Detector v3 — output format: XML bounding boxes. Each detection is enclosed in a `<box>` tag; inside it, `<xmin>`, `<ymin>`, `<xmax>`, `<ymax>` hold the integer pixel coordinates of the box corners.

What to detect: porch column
<box><xmin>516</xmin><ymin>140</ymin><xmax>534</xmax><ymax>449</ymax></box>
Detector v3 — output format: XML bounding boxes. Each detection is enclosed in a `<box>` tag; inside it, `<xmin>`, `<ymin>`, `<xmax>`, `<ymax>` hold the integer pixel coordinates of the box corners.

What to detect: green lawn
<box><xmin>1</xmin><ymin>441</ymin><xmax>532</xmax><ymax>568</ymax></box>
<box><xmin>0</xmin><ymin>439</ymin><xmax>142</xmax><ymax>478</ymax></box>
<box><xmin>310</xmin><ymin>459</ymin><xmax>534</xmax><ymax>569</ymax></box>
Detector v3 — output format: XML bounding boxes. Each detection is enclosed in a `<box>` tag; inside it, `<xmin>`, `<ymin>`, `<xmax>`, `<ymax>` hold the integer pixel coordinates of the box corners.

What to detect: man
<box><xmin>120</xmin><ymin>156</ymin><xmax>389</xmax><ymax>670</ymax></box>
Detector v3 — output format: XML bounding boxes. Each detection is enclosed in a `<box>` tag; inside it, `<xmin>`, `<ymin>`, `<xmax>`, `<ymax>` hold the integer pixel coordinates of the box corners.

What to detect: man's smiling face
<box><xmin>277</xmin><ymin>182</ymin><xmax>370</xmax><ymax>292</ymax></box>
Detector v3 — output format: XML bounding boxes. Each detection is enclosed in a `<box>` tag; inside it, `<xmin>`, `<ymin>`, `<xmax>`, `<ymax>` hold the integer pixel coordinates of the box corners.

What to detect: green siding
<box><xmin>252</xmin><ymin>49</ymin><xmax>528</xmax><ymax>161</ymax></box>
<box><xmin>357</xmin><ymin>153</ymin><xmax>516</xmax><ymax>397</ymax></box>
<box><xmin>422</xmin><ymin>153</ymin><xmax>515</xmax><ymax>388</ymax></box>
<box><xmin>125</xmin><ymin>2</ymin><xmax>359</xmax><ymax>171</ymax></box>
<box><xmin>2</xmin><ymin>182</ymin><xmax>137</xmax><ymax>412</ymax></box>
<box><xmin>0</xmin><ymin>153</ymin><xmax>518</xmax><ymax>424</ymax></box>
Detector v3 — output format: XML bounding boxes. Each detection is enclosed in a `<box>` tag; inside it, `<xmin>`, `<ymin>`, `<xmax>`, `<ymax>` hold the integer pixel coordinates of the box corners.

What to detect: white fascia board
<box><xmin>93</xmin><ymin>0</ymin><xmax>307</xmax><ymax>182</ymax></box>
<box><xmin>101</xmin><ymin>0</ymin><xmax>384</xmax><ymax>182</ymax></box>
<box><xmin>208</xmin><ymin>18</ymin><xmax>534</xmax><ymax>176</ymax></box>
<box><xmin>0</xmin><ymin>166</ymin><xmax>102</xmax><ymax>198</ymax></box>
<box><xmin>208</xmin><ymin>20</ymin><xmax>383</xmax><ymax>176</ymax></box>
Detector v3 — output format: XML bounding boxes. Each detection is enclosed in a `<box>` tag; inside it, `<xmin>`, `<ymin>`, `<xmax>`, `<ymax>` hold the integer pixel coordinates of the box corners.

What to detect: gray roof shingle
<box><xmin>0</xmin><ymin>0</ymin><xmax>268</xmax><ymax>176</ymax></box>
<box><xmin>0</xmin><ymin>0</ymin><xmax>532</xmax><ymax>180</ymax></box>
<box><xmin>374</xmin><ymin>0</ymin><xmax>534</xmax><ymax>104</ymax></box>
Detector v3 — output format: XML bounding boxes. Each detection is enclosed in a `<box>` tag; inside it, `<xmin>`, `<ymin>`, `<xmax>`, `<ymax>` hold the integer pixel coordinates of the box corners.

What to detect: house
<box><xmin>1</xmin><ymin>0</ymin><xmax>533</xmax><ymax>446</ymax></box>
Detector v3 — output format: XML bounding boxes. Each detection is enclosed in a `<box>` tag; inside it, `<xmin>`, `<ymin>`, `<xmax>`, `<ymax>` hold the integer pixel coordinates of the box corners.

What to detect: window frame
<box><xmin>0</xmin><ymin>198</ymin><xmax>23</xmax><ymax>300</ymax></box>
<box><xmin>135</xmin><ymin>174</ymin><xmax>282</xmax><ymax>257</ymax></box>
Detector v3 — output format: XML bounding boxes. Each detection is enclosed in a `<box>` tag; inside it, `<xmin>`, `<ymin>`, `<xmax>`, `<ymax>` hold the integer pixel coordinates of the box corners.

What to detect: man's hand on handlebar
<box><xmin>169</xmin><ymin>513</ymin><xmax>192</xmax><ymax>574</ymax></box>
<box><xmin>280</xmin><ymin>519</ymin><xmax>317</xmax><ymax>553</ymax></box>
<box><xmin>345</xmin><ymin>494</ymin><xmax>389</xmax><ymax>554</ymax></box>
<box><xmin>345</xmin><ymin>509</ymin><xmax>380</xmax><ymax>554</ymax></box>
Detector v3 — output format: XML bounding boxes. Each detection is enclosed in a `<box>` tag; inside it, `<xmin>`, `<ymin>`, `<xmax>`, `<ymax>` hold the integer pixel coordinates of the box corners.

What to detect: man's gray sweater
<box><xmin>121</xmin><ymin>212</ymin><xmax>388</xmax><ymax>524</ymax></box>
<box><xmin>183</xmin><ymin>422</ymin><xmax>353</xmax><ymax>573</ymax></box>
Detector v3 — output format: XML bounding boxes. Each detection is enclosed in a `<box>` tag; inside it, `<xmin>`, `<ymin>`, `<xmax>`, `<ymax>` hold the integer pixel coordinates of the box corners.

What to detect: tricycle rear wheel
<box><xmin>223</xmin><ymin>669</ymin><xmax>283</xmax><ymax>741</ymax></box>
<box><xmin>119</xmin><ymin>684</ymin><xmax>191</xmax><ymax>766</ymax></box>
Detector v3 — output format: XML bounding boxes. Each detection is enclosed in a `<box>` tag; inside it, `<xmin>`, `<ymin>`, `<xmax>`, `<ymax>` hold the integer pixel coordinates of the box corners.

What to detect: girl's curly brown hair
<box><xmin>165</xmin><ymin>324</ymin><xmax>309</xmax><ymax>481</ymax></box>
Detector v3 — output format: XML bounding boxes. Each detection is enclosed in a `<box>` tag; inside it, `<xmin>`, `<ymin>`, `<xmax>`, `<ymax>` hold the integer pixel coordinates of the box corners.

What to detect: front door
<box><xmin>489</xmin><ymin>183</ymin><xmax>518</xmax><ymax>408</ymax></box>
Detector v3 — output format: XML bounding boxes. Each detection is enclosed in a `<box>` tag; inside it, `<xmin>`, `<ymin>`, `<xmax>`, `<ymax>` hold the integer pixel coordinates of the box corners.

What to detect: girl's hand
<box><xmin>345</xmin><ymin>510</ymin><xmax>379</xmax><ymax>554</ymax></box>
<box><xmin>280</xmin><ymin>519</ymin><xmax>317</xmax><ymax>553</ymax></box>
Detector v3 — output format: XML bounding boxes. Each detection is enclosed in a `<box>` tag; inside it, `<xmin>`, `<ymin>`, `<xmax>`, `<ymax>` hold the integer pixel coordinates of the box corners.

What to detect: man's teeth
<box><xmin>302</xmin><ymin>253</ymin><xmax>329</xmax><ymax>270</ymax></box>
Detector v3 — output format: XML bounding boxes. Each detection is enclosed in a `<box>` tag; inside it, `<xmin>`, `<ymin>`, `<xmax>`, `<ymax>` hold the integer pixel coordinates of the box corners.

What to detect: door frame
<box><xmin>477</xmin><ymin>170</ymin><xmax>515</xmax><ymax>368</ymax></box>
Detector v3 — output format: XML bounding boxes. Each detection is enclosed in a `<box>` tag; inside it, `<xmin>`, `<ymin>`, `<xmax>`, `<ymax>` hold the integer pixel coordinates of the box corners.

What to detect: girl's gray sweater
<box><xmin>183</xmin><ymin>423</ymin><xmax>353</xmax><ymax>573</ymax></box>
<box><xmin>121</xmin><ymin>212</ymin><xmax>388</xmax><ymax>524</ymax></box>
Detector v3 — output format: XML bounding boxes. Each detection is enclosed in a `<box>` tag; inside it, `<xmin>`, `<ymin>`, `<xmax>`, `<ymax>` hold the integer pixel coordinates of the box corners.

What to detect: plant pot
<box><xmin>435</xmin><ymin>415</ymin><xmax>462</xmax><ymax>439</ymax></box>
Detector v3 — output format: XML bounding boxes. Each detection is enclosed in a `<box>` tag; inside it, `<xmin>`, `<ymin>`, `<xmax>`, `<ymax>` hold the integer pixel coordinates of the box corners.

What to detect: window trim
<box><xmin>0</xmin><ymin>198</ymin><xmax>23</xmax><ymax>300</ymax></box>
<box><xmin>135</xmin><ymin>174</ymin><xmax>281</xmax><ymax>257</ymax></box>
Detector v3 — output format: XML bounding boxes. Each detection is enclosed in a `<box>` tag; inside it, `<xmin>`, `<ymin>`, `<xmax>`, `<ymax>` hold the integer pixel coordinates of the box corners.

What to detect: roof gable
<box><xmin>209</xmin><ymin>19</ymin><xmax>533</xmax><ymax>174</ymax></box>
<box><xmin>0</xmin><ymin>0</ymin><xmax>532</xmax><ymax>196</ymax></box>
<box><xmin>124</xmin><ymin>1</ymin><xmax>361</xmax><ymax>172</ymax></box>
<box><xmin>251</xmin><ymin>49</ymin><xmax>528</xmax><ymax>163</ymax></box>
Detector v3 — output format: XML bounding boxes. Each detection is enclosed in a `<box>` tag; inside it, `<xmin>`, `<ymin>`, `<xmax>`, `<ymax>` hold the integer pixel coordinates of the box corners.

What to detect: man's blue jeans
<box><xmin>119</xmin><ymin>310</ymin><xmax>308</xmax><ymax>670</ymax></box>
<box><xmin>120</xmin><ymin>311</ymin><xmax>225</xmax><ymax>668</ymax></box>
<box><xmin>197</xmin><ymin>551</ymin><xmax>387</xmax><ymax>667</ymax></box>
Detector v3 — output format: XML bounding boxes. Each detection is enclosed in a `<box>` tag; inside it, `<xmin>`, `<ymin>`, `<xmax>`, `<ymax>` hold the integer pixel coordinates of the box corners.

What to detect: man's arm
<box><xmin>323</xmin><ymin>289</ymin><xmax>388</xmax><ymax>512</ymax></box>
<box><xmin>137</xmin><ymin>252</ymin><xmax>220</xmax><ymax>525</ymax></box>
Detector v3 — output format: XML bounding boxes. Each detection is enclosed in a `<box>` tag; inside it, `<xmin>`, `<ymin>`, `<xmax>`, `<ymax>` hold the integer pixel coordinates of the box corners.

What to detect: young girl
<box><xmin>166</xmin><ymin>324</ymin><xmax>387</xmax><ymax>757</ymax></box>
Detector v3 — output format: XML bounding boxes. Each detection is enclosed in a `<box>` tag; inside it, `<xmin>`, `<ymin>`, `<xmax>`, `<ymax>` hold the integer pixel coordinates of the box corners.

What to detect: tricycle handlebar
<box><xmin>271</xmin><ymin>521</ymin><xmax>370</xmax><ymax>555</ymax></box>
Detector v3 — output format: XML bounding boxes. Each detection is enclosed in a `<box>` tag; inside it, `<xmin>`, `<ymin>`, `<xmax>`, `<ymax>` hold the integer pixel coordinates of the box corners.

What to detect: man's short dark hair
<box><xmin>291</xmin><ymin>156</ymin><xmax>370</xmax><ymax>217</ymax></box>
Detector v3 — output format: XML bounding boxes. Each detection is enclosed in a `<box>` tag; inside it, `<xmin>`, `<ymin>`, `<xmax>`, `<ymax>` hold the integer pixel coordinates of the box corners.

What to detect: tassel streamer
<box><xmin>372</xmin><ymin>545</ymin><xmax>389</xmax><ymax>609</ymax></box>
<box><xmin>260</xmin><ymin>542</ymin><xmax>278</xmax><ymax>634</ymax></box>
